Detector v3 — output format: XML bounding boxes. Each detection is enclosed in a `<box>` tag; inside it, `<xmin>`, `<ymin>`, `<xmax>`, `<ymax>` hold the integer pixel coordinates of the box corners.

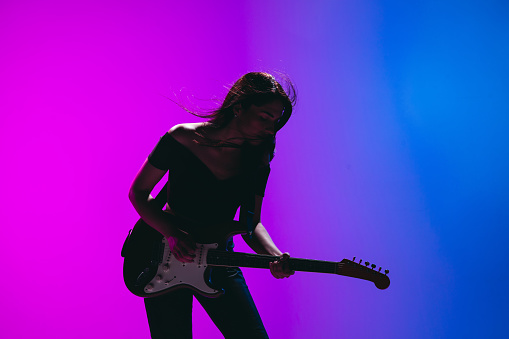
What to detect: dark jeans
<box><xmin>144</xmin><ymin>267</ymin><xmax>269</xmax><ymax>339</ymax></box>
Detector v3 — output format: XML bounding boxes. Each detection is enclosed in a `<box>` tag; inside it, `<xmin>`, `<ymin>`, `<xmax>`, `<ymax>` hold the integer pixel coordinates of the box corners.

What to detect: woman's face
<box><xmin>237</xmin><ymin>99</ymin><xmax>284</xmax><ymax>144</ymax></box>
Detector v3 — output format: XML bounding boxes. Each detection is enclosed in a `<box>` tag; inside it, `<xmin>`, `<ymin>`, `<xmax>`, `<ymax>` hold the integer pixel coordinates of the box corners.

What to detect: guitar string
<box><xmin>205</xmin><ymin>250</ymin><xmax>385</xmax><ymax>277</ymax></box>
<box><xmin>207</xmin><ymin>250</ymin><xmax>342</xmax><ymax>274</ymax></box>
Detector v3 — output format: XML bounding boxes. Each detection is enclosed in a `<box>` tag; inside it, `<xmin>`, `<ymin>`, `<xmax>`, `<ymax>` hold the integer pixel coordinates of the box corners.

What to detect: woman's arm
<box><xmin>129</xmin><ymin>158</ymin><xmax>196</xmax><ymax>262</ymax></box>
<box><xmin>241</xmin><ymin>195</ymin><xmax>294</xmax><ymax>279</ymax></box>
<box><xmin>243</xmin><ymin>223</ymin><xmax>282</xmax><ymax>256</ymax></box>
<box><xmin>129</xmin><ymin>159</ymin><xmax>171</xmax><ymax>234</ymax></box>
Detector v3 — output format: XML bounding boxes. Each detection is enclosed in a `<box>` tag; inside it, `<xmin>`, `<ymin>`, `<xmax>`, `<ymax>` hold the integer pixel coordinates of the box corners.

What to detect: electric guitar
<box><xmin>122</xmin><ymin>218</ymin><xmax>390</xmax><ymax>298</ymax></box>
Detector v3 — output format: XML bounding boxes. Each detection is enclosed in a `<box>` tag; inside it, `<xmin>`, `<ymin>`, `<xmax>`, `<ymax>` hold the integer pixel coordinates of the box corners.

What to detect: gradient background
<box><xmin>1</xmin><ymin>1</ymin><xmax>508</xmax><ymax>338</ymax></box>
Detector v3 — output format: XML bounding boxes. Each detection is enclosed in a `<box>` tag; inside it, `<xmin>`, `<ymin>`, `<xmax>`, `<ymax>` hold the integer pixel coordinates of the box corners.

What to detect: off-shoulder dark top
<box><xmin>148</xmin><ymin>132</ymin><xmax>270</xmax><ymax>230</ymax></box>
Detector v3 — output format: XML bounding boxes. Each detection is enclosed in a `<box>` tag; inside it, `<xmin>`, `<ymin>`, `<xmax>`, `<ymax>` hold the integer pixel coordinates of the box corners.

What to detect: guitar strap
<box><xmin>245</xmin><ymin>199</ymin><xmax>255</xmax><ymax>239</ymax></box>
<box><xmin>244</xmin><ymin>167</ymin><xmax>260</xmax><ymax>239</ymax></box>
<box><xmin>244</xmin><ymin>138</ymin><xmax>275</xmax><ymax>239</ymax></box>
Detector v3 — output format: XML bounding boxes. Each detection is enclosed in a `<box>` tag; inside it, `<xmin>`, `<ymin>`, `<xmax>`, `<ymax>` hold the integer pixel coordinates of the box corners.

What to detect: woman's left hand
<box><xmin>269</xmin><ymin>252</ymin><xmax>295</xmax><ymax>279</ymax></box>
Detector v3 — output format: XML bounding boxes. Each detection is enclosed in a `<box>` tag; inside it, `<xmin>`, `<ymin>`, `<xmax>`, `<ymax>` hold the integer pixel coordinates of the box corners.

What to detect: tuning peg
<box><xmin>359</xmin><ymin>259</ymin><xmax>362</xmax><ymax>264</ymax></box>
<box><xmin>365</xmin><ymin>261</ymin><xmax>370</xmax><ymax>267</ymax></box>
<box><xmin>353</xmin><ymin>256</ymin><xmax>356</xmax><ymax>262</ymax></box>
<box><xmin>384</xmin><ymin>269</ymin><xmax>389</xmax><ymax>275</ymax></box>
<box><xmin>371</xmin><ymin>264</ymin><xmax>376</xmax><ymax>269</ymax></box>
<box><xmin>378</xmin><ymin>267</ymin><xmax>382</xmax><ymax>272</ymax></box>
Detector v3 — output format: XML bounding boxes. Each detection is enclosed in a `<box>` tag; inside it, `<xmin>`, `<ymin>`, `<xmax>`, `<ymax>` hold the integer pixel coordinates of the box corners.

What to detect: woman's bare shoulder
<box><xmin>168</xmin><ymin>123</ymin><xmax>207</xmax><ymax>145</ymax></box>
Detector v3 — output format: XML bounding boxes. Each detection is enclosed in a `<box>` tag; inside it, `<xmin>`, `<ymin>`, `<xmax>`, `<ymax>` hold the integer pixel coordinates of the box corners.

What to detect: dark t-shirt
<box><xmin>148</xmin><ymin>132</ymin><xmax>270</xmax><ymax>229</ymax></box>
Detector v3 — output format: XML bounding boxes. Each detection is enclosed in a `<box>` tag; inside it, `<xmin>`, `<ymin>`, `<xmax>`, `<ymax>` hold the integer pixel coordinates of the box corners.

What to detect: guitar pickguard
<box><xmin>143</xmin><ymin>240</ymin><xmax>223</xmax><ymax>297</ymax></box>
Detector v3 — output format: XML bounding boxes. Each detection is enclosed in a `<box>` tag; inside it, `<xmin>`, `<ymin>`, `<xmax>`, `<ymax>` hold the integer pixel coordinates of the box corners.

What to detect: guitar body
<box><xmin>122</xmin><ymin>219</ymin><xmax>164</xmax><ymax>297</ymax></box>
<box><xmin>122</xmin><ymin>218</ymin><xmax>243</xmax><ymax>298</ymax></box>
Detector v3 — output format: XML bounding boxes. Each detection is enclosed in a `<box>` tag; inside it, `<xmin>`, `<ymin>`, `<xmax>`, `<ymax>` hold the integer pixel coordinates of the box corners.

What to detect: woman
<box><xmin>129</xmin><ymin>72</ymin><xmax>296</xmax><ymax>338</ymax></box>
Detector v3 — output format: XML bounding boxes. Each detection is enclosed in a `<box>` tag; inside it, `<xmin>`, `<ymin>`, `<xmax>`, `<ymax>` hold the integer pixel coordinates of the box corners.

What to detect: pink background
<box><xmin>1</xmin><ymin>1</ymin><xmax>508</xmax><ymax>338</ymax></box>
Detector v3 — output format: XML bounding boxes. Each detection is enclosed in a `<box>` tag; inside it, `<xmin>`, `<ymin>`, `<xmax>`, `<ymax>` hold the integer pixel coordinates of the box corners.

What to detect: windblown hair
<box><xmin>199</xmin><ymin>72</ymin><xmax>296</xmax><ymax>132</ymax></box>
<box><xmin>173</xmin><ymin>72</ymin><xmax>296</xmax><ymax>165</ymax></box>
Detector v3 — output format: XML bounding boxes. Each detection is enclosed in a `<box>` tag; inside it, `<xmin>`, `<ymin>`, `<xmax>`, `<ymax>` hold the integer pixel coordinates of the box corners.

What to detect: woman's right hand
<box><xmin>166</xmin><ymin>230</ymin><xmax>196</xmax><ymax>263</ymax></box>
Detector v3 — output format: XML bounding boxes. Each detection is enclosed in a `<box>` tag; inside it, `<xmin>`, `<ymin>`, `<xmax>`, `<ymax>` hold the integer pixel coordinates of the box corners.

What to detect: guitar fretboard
<box><xmin>206</xmin><ymin>250</ymin><xmax>338</xmax><ymax>274</ymax></box>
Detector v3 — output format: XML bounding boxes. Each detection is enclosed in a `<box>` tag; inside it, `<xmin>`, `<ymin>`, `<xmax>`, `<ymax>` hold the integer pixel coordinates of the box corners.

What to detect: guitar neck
<box><xmin>207</xmin><ymin>250</ymin><xmax>338</xmax><ymax>274</ymax></box>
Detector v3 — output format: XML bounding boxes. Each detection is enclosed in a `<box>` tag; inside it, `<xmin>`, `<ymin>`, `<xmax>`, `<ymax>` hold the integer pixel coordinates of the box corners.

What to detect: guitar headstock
<box><xmin>337</xmin><ymin>257</ymin><xmax>390</xmax><ymax>290</ymax></box>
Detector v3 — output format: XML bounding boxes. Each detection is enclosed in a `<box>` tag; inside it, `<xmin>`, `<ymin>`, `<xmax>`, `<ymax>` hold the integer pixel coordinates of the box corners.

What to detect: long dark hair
<box><xmin>178</xmin><ymin>72</ymin><xmax>296</xmax><ymax>165</ymax></box>
<box><xmin>200</xmin><ymin>72</ymin><xmax>296</xmax><ymax>132</ymax></box>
